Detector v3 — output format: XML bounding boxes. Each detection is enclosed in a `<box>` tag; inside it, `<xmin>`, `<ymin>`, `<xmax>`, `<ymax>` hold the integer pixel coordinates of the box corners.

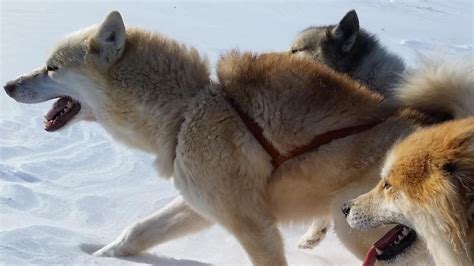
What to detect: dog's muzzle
<box><xmin>4</xmin><ymin>81</ymin><xmax>17</xmax><ymax>97</ymax></box>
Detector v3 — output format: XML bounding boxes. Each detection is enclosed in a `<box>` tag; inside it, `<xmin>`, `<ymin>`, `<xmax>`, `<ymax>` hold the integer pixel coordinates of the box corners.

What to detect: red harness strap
<box><xmin>229</xmin><ymin>99</ymin><xmax>381</xmax><ymax>170</ymax></box>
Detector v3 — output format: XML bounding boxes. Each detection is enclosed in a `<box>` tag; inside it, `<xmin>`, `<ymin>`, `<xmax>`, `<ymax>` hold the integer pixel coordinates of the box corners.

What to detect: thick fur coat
<box><xmin>4</xmin><ymin>11</ymin><xmax>471</xmax><ymax>265</ymax></box>
<box><xmin>291</xmin><ymin>10</ymin><xmax>406</xmax><ymax>98</ymax></box>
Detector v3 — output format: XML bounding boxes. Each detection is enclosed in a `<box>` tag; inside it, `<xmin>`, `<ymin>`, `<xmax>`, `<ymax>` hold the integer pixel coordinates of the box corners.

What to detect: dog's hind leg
<box><xmin>93</xmin><ymin>196</ymin><xmax>213</xmax><ymax>257</ymax></box>
<box><xmin>298</xmin><ymin>216</ymin><xmax>331</xmax><ymax>249</ymax></box>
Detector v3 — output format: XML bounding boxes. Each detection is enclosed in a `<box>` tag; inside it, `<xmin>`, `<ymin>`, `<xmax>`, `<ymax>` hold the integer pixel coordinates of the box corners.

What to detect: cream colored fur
<box><xmin>4</xmin><ymin>11</ymin><xmax>470</xmax><ymax>266</ymax></box>
<box><xmin>395</xmin><ymin>59</ymin><xmax>474</xmax><ymax>119</ymax></box>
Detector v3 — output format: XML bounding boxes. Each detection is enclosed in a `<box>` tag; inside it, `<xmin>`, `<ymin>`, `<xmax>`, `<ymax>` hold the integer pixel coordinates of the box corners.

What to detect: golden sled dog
<box><xmin>3</xmin><ymin>11</ymin><xmax>471</xmax><ymax>265</ymax></box>
<box><xmin>344</xmin><ymin>63</ymin><xmax>474</xmax><ymax>265</ymax></box>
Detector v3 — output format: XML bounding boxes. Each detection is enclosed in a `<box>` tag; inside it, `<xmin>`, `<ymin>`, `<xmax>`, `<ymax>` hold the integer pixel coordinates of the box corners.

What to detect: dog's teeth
<box><xmin>375</xmin><ymin>248</ymin><xmax>383</xmax><ymax>255</ymax></box>
<box><xmin>402</xmin><ymin>227</ymin><xmax>410</xmax><ymax>236</ymax></box>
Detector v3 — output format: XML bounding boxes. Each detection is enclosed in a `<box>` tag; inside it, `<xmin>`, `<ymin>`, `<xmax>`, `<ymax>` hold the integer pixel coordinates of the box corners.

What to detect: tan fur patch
<box><xmin>216</xmin><ymin>51</ymin><xmax>392</xmax><ymax>153</ymax></box>
<box><xmin>217</xmin><ymin>51</ymin><xmax>380</xmax><ymax>101</ymax></box>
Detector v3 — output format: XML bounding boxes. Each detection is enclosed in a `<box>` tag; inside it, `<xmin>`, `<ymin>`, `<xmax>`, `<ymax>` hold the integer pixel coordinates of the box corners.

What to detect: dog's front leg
<box><xmin>93</xmin><ymin>196</ymin><xmax>213</xmax><ymax>257</ymax></box>
<box><xmin>218</xmin><ymin>208</ymin><xmax>287</xmax><ymax>266</ymax></box>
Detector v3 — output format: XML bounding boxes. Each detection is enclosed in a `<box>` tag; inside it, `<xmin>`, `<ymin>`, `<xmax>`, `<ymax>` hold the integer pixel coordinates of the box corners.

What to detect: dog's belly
<box><xmin>267</xmin><ymin>140</ymin><xmax>370</xmax><ymax>222</ymax></box>
<box><xmin>268</xmin><ymin>176</ymin><xmax>333</xmax><ymax>222</ymax></box>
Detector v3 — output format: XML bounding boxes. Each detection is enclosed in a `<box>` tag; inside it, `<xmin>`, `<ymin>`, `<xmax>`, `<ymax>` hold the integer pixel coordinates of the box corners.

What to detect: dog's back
<box><xmin>217</xmin><ymin>52</ymin><xmax>392</xmax><ymax>152</ymax></box>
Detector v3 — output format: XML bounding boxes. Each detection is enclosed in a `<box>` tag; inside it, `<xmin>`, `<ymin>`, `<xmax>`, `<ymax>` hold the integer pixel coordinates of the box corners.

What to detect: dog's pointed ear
<box><xmin>93</xmin><ymin>11</ymin><xmax>126</xmax><ymax>64</ymax></box>
<box><xmin>331</xmin><ymin>10</ymin><xmax>359</xmax><ymax>52</ymax></box>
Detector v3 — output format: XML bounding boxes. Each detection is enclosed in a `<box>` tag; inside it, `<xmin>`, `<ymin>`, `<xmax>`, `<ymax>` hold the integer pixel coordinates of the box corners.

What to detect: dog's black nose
<box><xmin>341</xmin><ymin>202</ymin><xmax>351</xmax><ymax>217</ymax></box>
<box><xmin>4</xmin><ymin>82</ymin><xmax>16</xmax><ymax>96</ymax></box>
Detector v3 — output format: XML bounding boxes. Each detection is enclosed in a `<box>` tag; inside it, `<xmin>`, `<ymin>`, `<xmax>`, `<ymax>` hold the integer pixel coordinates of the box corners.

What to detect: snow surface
<box><xmin>0</xmin><ymin>0</ymin><xmax>472</xmax><ymax>265</ymax></box>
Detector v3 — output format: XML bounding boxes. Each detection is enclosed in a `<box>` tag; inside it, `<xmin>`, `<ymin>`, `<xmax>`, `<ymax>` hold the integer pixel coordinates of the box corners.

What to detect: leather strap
<box><xmin>229</xmin><ymin>98</ymin><xmax>381</xmax><ymax>170</ymax></box>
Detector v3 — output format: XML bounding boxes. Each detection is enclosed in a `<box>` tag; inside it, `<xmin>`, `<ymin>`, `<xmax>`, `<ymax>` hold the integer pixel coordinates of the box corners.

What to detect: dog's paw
<box><xmin>93</xmin><ymin>243</ymin><xmax>132</xmax><ymax>257</ymax></box>
<box><xmin>93</xmin><ymin>247</ymin><xmax>117</xmax><ymax>257</ymax></box>
<box><xmin>298</xmin><ymin>235</ymin><xmax>323</xmax><ymax>249</ymax></box>
<box><xmin>297</xmin><ymin>227</ymin><xmax>327</xmax><ymax>250</ymax></box>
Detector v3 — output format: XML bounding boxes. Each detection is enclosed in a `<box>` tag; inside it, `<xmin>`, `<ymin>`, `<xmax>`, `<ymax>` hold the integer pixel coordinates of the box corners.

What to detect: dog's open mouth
<box><xmin>43</xmin><ymin>96</ymin><xmax>81</xmax><ymax>132</ymax></box>
<box><xmin>363</xmin><ymin>224</ymin><xmax>417</xmax><ymax>266</ymax></box>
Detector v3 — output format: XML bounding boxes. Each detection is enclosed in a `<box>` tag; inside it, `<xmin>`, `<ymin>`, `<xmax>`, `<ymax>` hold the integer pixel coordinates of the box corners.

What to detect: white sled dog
<box><xmin>4</xmin><ymin>11</ymin><xmax>470</xmax><ymax>265</ymax></box>
<box><xmin>343</xmin><ymin>63</ymin><xmax>474</xmax><ymax>266</ymax></box>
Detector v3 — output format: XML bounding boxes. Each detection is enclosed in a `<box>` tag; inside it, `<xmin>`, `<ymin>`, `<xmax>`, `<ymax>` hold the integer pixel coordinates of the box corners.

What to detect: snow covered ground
<box><xmin>0</xmin><ymin>0</ymin><xmax>472</xmax><ymax>265</ymax></box>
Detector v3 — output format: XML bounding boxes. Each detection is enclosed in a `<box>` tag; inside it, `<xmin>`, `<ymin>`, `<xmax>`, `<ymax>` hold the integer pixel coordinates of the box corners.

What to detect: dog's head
<box><xmin>3</xmin><ymin>11</ymin><xmax>127</xmax><ymax>131</ymax></box>
<box><xmin>290</xmin><ymin>10</ymin><xmax>377</xmax><ymax>73</ymax></box>
<box><xmin>343</xmin><ymin>118</ymin><xmax>474</xmax><ymax>265</ymax></box>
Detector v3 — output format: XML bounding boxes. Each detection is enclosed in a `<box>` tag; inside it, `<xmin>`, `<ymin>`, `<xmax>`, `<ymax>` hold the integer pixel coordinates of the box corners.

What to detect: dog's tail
<box><xmin>396</xmin><ymin>60</ymin><xmax>474</xmax><ymax>119</ymax></box>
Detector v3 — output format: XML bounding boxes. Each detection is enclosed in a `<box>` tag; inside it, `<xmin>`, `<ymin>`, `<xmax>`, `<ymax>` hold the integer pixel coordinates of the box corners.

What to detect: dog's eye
<box><xmin>442</xmin><ymin>162</ymin><xmax>456</xmax><ymax>174</ymax></box>
<box><xmin>291</xmin><ymin>47</ymin><xmax>308</xmax><ymax>54</ymax></box>
<box><xmin>47</xmin><ymin>65</ymin><xmax>59</xmax><ymax>71</ymax></box>
<box><xmin>383</xmin><ymin>181</ymin><xmax>391</xmax><ymax>190</ymax></box>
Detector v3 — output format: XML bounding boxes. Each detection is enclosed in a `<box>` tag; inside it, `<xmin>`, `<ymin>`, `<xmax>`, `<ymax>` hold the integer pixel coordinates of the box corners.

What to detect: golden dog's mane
<box><xmin>389</xmin><ymin>118</ymin><xmax>474</xmax><ymax>263</ymax></box>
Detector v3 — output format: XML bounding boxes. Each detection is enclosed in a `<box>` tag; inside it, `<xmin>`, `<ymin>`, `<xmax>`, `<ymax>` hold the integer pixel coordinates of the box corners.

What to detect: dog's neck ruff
<box><xmin>228</xmin><ymin>98</ymin><xmax>381</xmax><ymax>170</ymax></box>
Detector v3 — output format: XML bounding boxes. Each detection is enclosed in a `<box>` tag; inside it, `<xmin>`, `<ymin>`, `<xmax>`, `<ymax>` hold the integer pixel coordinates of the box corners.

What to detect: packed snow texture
<box><xmin>1</xmin><ymin>0</ymin><xmax>472</xmax><ymax>265</ymax></box>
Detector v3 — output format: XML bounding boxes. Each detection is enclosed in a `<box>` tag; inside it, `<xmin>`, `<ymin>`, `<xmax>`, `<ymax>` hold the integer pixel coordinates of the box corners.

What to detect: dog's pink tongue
<box><xmin>363</xmin><ymin>246</ymin><xmax>377</xmax><ymax>266</ymax></box>
<box><xmin>362</xmin><ymin>225</ymin><xmax>404</xmax><ymax>266</ymax></box>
